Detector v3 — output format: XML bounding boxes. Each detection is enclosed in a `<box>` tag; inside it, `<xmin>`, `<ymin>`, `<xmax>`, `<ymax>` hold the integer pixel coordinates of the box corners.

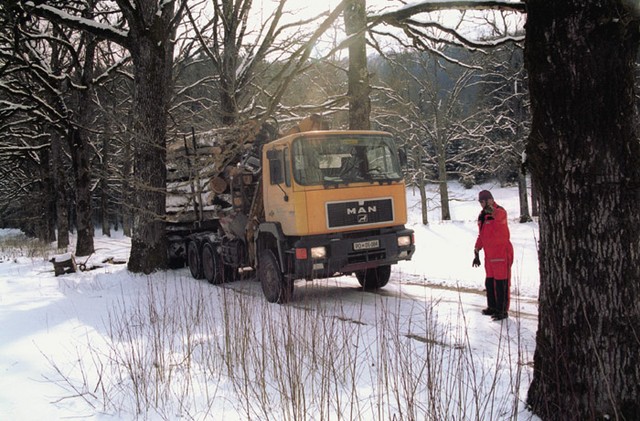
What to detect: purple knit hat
<box><xmin>478</xmin><ymin>190</ymin><xmax>493</xmax><ymax>201</ymax></box>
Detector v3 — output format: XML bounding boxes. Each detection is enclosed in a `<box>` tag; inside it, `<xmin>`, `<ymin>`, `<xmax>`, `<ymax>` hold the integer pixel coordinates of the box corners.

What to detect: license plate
<box><xmin>353</xmin><ymin>239</ymin><xmax>379</xmax><ymax>251</ymax></box>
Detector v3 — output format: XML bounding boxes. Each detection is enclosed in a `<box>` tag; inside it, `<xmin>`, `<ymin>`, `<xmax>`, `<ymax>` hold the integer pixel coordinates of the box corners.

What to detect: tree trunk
<box><xmin>414</xmin><ymin>147</ymin><xmax>428</xmax><ymax>225</ymax></box>
<box><xmin>126</xmin><ymin>1</ymin><xmax>174</xmax><ymax>273</ymax></box>
<box><xmin>437</xmin><ymin>164</ymin><xmax>451</xmax><ymax>220</ymax></box>
<box><xmin>517</xmin><ymin>169</ymin><xmax>532</xmax><ymax>223</ymax></box>
<box><xmin>122</xmin><ymin>141</ymin><xmax>133</xmax><ymax>237</ymax></box>
<box><xmin>344</xmin><ymin>0</ymin><xmax>371</xmax><ymax>130</ymax></box>
<box><xmin>39</xmin><ymin>146</ymin><xmax>57</xmax><ymax>243</ymax></box>
<box><xmin>51</xmin><ymin>132</ymin><xmax>70</xmax><ymax>249</ymax></box>
<box><xmin>525</xmin><ymin>2</ymin><xmax>640</xmax><ymax>419</ymax></box>
<box><xmin>220</xmin><ymin>27</ymin><xmax>239</xmax><ymax>126</ymax></box>
<box><xmin>69</xmin><ymin>27</ymin><xmax>97</xmax><ymax>257</ymax></box>
<box><xmin>530</xmin><ymin>176</ymin><xmax>539</xmax><ymax>217</ymax></box>
<box><xmin>69</xmin><ymin>125</ymin><xmax>94</xmax><ymax>256</ymax></box>
<box><xmin>436</xmin><ymin>138</ymin><xmax>451</xmax><ymax>221</ymax></box>
<box><xmin>218</xmin><ymin>26</ymin><xmax>239</xmax><ymax>126</ymax></box>
<box><xmin>418</xmin><ymin>182</ymin><xmax>428</xmax><ymax>225</ymax></box>
<box><xmin>101</xmin><ymin>136</ymin><xmax>111</xmax><ymax>237</ymax></box>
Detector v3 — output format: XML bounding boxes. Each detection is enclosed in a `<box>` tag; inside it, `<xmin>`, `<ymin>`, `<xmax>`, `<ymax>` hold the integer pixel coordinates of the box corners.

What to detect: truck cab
<box><xmin>256</xmin><ymin>131</ymin><xmax>415</xmax><ymax>302</ymax></box>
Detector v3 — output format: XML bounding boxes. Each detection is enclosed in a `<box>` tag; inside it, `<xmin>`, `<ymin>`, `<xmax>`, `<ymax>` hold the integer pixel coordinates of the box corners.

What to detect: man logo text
<box><xmin>347</xmin><ymin>206</ymin><xmax>377</xmax><ymax>215</ymax></box>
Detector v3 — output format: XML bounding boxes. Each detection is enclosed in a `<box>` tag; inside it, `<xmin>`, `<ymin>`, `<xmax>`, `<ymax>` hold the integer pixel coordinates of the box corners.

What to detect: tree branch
<box><xmin>368</xmin><ymin>1</ymin><xmax>526</xmax><ymax>25</ymax></box>
<box><xmin>23</xmin><ymin>1</ymin><xmax>129</xmax><ymax>47</ymax></box>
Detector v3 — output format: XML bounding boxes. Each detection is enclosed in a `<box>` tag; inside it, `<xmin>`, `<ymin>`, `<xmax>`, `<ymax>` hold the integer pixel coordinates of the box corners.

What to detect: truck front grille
<box><xmin>326</xmin><ymin>198</ymin><xmax>394</xmax><ymax>229</ymax></box>
<box><xmin>347</xmin><ymin>250</ymin><xmax>386</xmax><ymax>265</ymax></box>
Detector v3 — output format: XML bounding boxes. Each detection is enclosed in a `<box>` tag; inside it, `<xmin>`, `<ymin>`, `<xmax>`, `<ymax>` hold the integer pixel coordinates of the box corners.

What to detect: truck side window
<box><xmin>283</xmin><ymin>147</ymin><xmax>291</xmax><ymax>187</ymax></box>
<box><xmin>267</xmin><ymin>149</ymin><xmax>284</xmax><ymax>185</ymax></box>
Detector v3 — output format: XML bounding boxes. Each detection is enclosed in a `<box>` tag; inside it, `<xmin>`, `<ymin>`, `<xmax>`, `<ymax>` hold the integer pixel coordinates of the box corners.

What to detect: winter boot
<box><xmin>492</xmin><ymin>312</ymin><xmax>508</xmax><ymax>321</ymax></box>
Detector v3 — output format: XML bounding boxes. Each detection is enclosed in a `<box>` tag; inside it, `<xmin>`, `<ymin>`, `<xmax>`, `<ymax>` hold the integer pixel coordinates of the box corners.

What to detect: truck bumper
<box><xmin>290</xmin><ymin>226</ymin><xmax>415</xmax><ymax>280</ymax></box>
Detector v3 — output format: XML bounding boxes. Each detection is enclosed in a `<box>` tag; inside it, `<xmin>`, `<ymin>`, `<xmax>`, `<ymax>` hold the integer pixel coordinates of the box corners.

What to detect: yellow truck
<box><xmin>167</xmin><ymin>117</ymin><xmax>415</xmax><ymax>303</ymax></box>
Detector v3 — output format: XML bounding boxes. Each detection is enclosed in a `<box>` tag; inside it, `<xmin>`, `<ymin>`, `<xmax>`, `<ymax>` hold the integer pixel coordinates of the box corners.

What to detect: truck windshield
<box><xmin>292</xmin><ymin>134</ymin><xmax>403</xmax><ymax>186</ymax></box>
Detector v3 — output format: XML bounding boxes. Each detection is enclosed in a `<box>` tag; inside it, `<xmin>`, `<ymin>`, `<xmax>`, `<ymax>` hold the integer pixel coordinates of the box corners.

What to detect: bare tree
<box><xmin>0</xmin><ymin>3</ymin><xmax>103</xmax><ymax>253</ymax></box>
<box><xmin>370</xmin><ymin>46</ymin><xmax>494</xmax><ymax>222</ymax></box>
<box><xmin>0</xmin><ymin>13</ymin><xmax>59</xmax><ymax>240</ymax></box>
<box><xmin>120</xmin><ymin>0</ymin><xmax>183</xmax><ymax>273</ymax></box>
<box><xmin>184</xmin><ymin>0</ymin><xmax>290</xmax><ymax>126</ymax></box>
<box><xmin>472</xmin><ymin>41</ymin><xmax>533</xmax><ymax>222</ymax></box>
<box><xmin>69</xmin><ymin>6</ymin><xmax>98</xmax><ymax>256</ymax></box>
<box><xmin>369</xmin><ymin>2</ymin><xmax>640</xmax><ymax>417</ymax></box>
<box><xmin>365</xmin><ymin>3</ymin><xmax>526</xmax><ymax>224</ymax></box>
<box><xmin>183</xmin><ymin>0</ymin><xmax>350</xmax><ymax>129</ymax></box>
<box><xmin>10</xmin><ymin>0</ymin><xmax>187</xmax><ymax>272</ymax></box>
<box><xmin>524</xmin><ymin>1</ymin><xmax>640</xmax><ymax>418</ymax></box>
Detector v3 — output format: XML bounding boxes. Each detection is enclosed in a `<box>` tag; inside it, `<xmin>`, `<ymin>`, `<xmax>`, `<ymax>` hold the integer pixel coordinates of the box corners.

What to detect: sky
<box><xmin>0</xmin><ymin>180</ymin><xmax>541</xmax><ymax>420</ymax></box>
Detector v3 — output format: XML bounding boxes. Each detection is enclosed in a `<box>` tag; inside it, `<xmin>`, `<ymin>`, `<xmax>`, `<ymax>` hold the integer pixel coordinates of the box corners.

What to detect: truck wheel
<box><xmin>202</xmin><ymin>242</ymin><xmax>223</xmax><ymax>284</ymax></box>
<box><xmin>356</xmin><ymin>265</ymin><xmax>391</xmax><ymax>290</ymax></box>
<box><xmin>258</xmin><ymin>249</ymin><xmax>291</xmax><ymax>303</ymax></box>
<box><xmin>187</xmin><ymin>241</ymin><xmax>204</xmax><ymax>279</ymax></box>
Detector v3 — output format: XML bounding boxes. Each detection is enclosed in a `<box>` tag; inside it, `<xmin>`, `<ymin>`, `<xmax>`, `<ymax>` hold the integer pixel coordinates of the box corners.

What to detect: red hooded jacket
<box><xmin>475</xmin><ymin>202</ymin><xmax>513</xmax><ymax>279</ymax></box>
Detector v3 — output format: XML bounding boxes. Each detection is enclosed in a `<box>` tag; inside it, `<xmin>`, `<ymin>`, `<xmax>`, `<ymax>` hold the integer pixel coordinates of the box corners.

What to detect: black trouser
<box><xmin>486</xmin><ymin>277</ymin><xmax>509</xmax><ymax>313</ymax></box>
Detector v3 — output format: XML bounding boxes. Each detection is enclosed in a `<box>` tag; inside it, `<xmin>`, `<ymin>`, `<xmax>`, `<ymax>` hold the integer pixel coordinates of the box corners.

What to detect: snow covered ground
<box><xmin>0</xmin><ymin>181</ymin><xmax>540</xmax><ymax>420</ymax></box>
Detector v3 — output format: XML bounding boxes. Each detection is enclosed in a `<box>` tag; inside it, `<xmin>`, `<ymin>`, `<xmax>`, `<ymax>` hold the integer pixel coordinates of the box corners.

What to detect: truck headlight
<box><xmin>310</xmin><ymin>246</ymin><xmax>327</xmax><ymax>259</ymax></box>
<box><xmin>397</xmin><ymin>235</ymin><xmax>412</xmax><ymax>247</ymax></box>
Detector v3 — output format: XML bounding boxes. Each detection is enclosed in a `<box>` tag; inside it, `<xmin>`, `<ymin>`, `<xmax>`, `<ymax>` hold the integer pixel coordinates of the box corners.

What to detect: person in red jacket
<box><xmin>472</xmin><ymin>190</ymin><xmax>514</xmax><ymax>321</ymax></box>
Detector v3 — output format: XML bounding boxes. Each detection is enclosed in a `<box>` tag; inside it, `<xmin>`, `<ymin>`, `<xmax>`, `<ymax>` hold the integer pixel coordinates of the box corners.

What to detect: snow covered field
<box><xmin>0</xmin><ymin>181</ymin><xmax>540</xmax><ymax>420</ymax></box>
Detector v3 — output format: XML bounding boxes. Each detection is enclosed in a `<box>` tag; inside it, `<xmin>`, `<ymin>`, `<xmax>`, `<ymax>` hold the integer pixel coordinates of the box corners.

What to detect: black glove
<box><xmin>472</xmin><ymin>251</ymin><xmax>481</xmax><ymax>267</ymax></box>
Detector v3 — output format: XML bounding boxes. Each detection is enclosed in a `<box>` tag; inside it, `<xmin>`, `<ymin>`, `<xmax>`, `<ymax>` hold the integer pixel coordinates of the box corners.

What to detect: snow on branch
<box><xmin>367</xmin><ymin>1</ymin><xmax>525</xmax><ymax>50</ymax></box>
<box><xmin>23</xmin><ymin>1</ymin><xmax>129</xmax><ymax>46</ymax></box>
<box><xmin>368</xmin><ymin>1</ymin><xmax>526</xmax><ymax>24</ymax></box>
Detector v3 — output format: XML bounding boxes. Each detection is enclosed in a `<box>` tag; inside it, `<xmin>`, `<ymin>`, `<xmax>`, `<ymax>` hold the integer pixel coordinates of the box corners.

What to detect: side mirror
<box><xmin>398</xmin><ymin>148</ymin><xmax>407</xmax><ymax>167</ymax></box>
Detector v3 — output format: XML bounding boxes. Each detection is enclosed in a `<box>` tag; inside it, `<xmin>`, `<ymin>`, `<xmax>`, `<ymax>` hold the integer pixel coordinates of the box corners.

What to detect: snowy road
<box><xmin>220</xmin><ymin>269</ymin><xmax>539</xmax><ymax>364</ymax></box>
<box><xmin>2</xmin><ymin>186</ymin><xmax>542</xmax><ymax>421</ymax></box>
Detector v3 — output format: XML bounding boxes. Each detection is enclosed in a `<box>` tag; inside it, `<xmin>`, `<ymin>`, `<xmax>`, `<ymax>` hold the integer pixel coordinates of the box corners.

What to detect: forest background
<box><xmin>0</xmin><ymin>1</ymin><xmax>529</xmax><ymax>248</ymax></box>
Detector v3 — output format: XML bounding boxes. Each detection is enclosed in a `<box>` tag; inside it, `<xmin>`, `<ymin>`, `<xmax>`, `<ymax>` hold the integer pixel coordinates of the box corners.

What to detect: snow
<box><xmin>0</xmin><ymin>181</ymin><xmax>540</xmax><ymax>420</ymax></box>
<box><xmin>27</xmin><ymin>2</ymin><xmax>129</xmax><ymax>40</ymax></box>
<box><xmin>51</xmin><ymin>252</ymin><xmax>74</xmax><ymax>262</ymax></box>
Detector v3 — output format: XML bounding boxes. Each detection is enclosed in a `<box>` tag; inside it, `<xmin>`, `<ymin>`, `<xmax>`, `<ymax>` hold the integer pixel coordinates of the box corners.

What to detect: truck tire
<box><xmin>356</xmin><ymin>265</ymin><xmax>391</xmax><ymax>290</ymax></box>
<box><xmin>202</xmin><ymin>242</ymin><xmax>223</xmax><ymax>284</ymax></box>
<box><xmin>258</xmin><ymin>249</ymin><xmax>291</xmax><ymax>303</ymax></box>
<box><xmin>187</xmin><ymin>241</ymin><xmax>204</xmax><ymax>279</ymax></box>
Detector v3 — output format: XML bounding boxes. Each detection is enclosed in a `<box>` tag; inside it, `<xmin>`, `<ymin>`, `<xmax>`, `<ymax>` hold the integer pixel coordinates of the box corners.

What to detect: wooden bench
<box><xmin>51</xmin><ymin>253</ymin><xmax>77</xmax><ymax>276</ymax></box>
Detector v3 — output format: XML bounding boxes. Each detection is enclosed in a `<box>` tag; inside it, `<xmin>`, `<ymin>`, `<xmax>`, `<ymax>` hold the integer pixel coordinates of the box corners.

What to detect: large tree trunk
<box><xmin>51</xmin><ymin>132</ymin><xmax>70</xmax><ymax>249</ymax></box>
<box><xmin>344</xmin><ymin>0</ymin><xmax>371</xmax><ymax>130</ymax></box>
<box><xmin>69</xmin><ymin>124</ymin><xmax>94</xmax><ymax>256</ymax></box>
<box><xmin>126</xmin><ymin>0</ymin><xmax>174</xmax><ymax>273</ymax></box>
<box><xmin>69</xmin><ymin>19</ymin><xmax>97</xmax><ymax>257</ymax></box>
<box><xmin>525</xmin><ymin>2</ymin><xmax>640</xmax><ymax>419</ymax></box>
